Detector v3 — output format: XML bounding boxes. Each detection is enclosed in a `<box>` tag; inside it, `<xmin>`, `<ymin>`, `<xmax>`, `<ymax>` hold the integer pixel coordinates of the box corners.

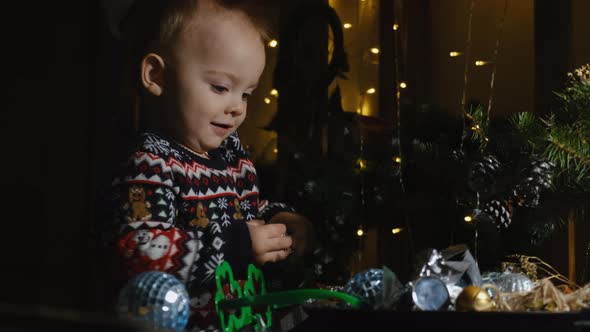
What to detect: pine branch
<box><xmin>466</xmin><ymin>104</ymin><xmax>489</xmax><ymax>151</ymax></box>
<box><xmin>564</xmin><ymin>82</ymin><xmax>590</xmax><ymax>119</ymax></box>
<box><xmin>544</xmin><ymin>126</ymin><xmax>590</xmax><ymax>186</ymax></box>
<box><xmin>554</xmin><ymin>66</ymin><xmax>590</xmax><ymax>128</ymax></box>
<box><xmin>509</xmin><ymin>112</ymin><xmax>549</xmax><ymax>152</ymax></box>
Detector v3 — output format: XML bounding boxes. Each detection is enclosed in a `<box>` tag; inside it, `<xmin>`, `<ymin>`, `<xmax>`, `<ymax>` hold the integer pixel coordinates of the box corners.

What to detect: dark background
<box><xmin>1</xmin><ymin>0</ymin><xmax>96</xmax><ymax>311</ymax></box>
<box><xmin>1</xmin><ymin>0</ymin><xmax>589</xmax><ymax>320</ymax></box>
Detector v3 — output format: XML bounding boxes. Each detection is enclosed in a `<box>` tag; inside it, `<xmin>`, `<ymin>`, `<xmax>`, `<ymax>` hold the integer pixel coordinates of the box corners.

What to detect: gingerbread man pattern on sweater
<box><xmin>101</xmin><ymin>131</ymin><xmax>294</xmax><ymax>328</ymax></box>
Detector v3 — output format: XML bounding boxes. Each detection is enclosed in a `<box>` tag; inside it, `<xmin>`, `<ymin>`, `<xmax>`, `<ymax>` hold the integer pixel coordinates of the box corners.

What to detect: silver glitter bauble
<box><xmin>116</xmin><ymin>271</ymin><xmax>190</xmax><ymax>332</ymax></box>
<box><xmin>495</xmin><ymin>272</ymin><xmax>534</xmax><ymax>293</ymax></box>
<box><xmin>343</xmin><ymin>269</ymin><xmax>384</xmax><ymax>305</ymax></box>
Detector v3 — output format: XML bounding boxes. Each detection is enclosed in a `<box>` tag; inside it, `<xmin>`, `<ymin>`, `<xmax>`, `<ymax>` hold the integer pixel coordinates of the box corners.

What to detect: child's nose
<box><xmin>225</xmin><ymin>101</ymin><xmax>244</xmax><ymax>117</ymax></box>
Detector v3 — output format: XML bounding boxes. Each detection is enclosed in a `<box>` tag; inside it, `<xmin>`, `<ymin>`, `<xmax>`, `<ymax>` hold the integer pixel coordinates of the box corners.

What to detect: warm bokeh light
<box><xmin>268</xmin><ymin>39</ymin><xmax>278</xmax><ymax>48</ymax></box>
<box><xmin>391</xmin><ymin>228</ymin><xmax>403</xmax><ymax>234</ymax></box>
<box><xmin>370</xmin><ymin>48</ymin><xmax>380</xmax><ymax>54</ymax></box>
<box><xmin>464</xmin><ymin>215</ymin><xmax>473</xmax><ymax>223</ymax></box>
<box><xmin>270</xmin><ymin>89</ymin><xmax>279</xmax><ymax>96</ymax></box>
<box><xmin>264</xmin><ymin>97</ymin><xmax>271</xmax><ymax>104</ymax></box>
<box><xmin>393</xmin><ymin>23</ymin><xmax>399</xmax><ymax>30</ymax></box>
<box><xmin>343</xmin><ymin>23</ymin><xmax>352</xmax><ymax>29</ymax></box>
<box><xmin>356</xmin><ymin>158</ymin><xmax>367</xmax><ymax>170</ymax></box>
<box><xmin>399</xmin><ymin>82</ymin><xmax>407</xmax><ymax>89</ymax></box>
<box><xmin>449</xmin><ymin>51</ymin><xmax>462</xmax><ymax>57</ymax></box>
<box><xmin>366</xmin><ymin>88</ymin><xmax>376</xmax><ymax>94</ymax></box>
<box><xmin>357</xmin><ymin>228</ymin><xmax>364</xmax><ymax>236</ymax></box>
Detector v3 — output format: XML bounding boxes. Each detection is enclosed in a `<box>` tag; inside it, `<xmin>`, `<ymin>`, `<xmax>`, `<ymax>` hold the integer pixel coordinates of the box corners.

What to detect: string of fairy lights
<box><xmin>452</xmin><ymin>0</ymin><xmax>509</xmax><ymax>261</ymax></box>
<box><xmin>351</xmin><ymin>0</ymin><xmax>405</xmax><ymax>240</ymax></box>
<box><xmin>261</xmin><ymin>1</ymin><xmax>406</xmax><ymax>241</ymax></box>
<box><xmin>260</xmin><ymin>0</ymin><xmax>508</xmax><ymax>242</ymax></box>
<box><xmin>459</xmin><ymin>0</ymin><xmax>509</xmax><ymax>233</ymax></box>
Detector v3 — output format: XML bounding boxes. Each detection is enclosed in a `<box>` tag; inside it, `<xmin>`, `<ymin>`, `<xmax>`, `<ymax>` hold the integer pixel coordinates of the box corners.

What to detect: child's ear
<box><xmin>141</xmin><ymin>53</ymin><xmax>166</xmax><ymax>96</ymax></box>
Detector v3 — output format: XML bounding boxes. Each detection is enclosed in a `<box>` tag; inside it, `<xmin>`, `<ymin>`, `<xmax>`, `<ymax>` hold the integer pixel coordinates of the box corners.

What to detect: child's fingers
<box><xmin>261</xmin><ymin>248</ymin><xmax>291</xmax><ymax>264</ymax></box>
<box><xmin>247</xmin><ymin>219</ymin><xmax>265</xmax><ymax>226</ymax></box>
<box><xmin>261</xmin><ymin>234</ymin><xmax>292</xmax><ymax>252</ymax></box>
<box><xmin>260</xmin><ymin>223</ymin><xmax>287</xmax><ymax>238</ymax></box>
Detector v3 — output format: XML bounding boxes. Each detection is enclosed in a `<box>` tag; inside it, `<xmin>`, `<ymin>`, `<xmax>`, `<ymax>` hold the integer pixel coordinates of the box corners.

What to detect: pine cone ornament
<box><xmin>450</xmin><ymin>149</ymin><xmax>465</xmax><ymax>164</ymax></box>
<box><xmin>468</xmin><ymin>155</ymin><xmax>501</xmax><ymax>193</ymax></box>
<box><xmin>569</xmin><ymin>63</ymin><xmax>590</xmax><ymax>82</ymax></box>
<box><xmin>484</xmin><ymin>199</ymin><xmax>513</xmax><ymax>229</ymax></box>
<box><xmin>512</xmin><ymin>158</ymin><xmax>555</xmax><ymax>207</ymax></box>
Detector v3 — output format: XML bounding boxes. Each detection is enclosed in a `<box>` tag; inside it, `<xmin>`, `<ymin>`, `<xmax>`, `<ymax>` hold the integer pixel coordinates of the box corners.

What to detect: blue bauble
<box><xmin>411</xmin><ymin>276</ymin><xmax>449</xmax><ymax>311</ymax></box>
<box><xmin>116</xmin><ymin>271</ymin><xmax>190</xmax><ymax>332</ymax></box>
<box><xmin>343</xmin><ymin>269</ymin><xmax>384</xmax><ymax>305</ymax></box>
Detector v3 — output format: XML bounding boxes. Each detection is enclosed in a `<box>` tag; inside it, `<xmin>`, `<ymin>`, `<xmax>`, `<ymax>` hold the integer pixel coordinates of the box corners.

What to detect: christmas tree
<box><xmin>437</xmin><ymin>64</ymin><xmax>590</xmax><ymax>272</ymax></box>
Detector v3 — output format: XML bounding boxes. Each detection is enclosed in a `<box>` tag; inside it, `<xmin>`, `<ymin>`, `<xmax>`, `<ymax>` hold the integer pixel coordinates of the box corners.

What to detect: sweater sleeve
<box><xmin>257</xmin><ymin>201</ymin><xmax>296</xmax><ymax>222</ymax></box>
<box><xmin>219</xmin><ymin>131</ymin><xmax>297</xmax><ymax>223</ymax></box>
<box><xmin>222</xmin><ymin>220</ymin><xmax>254</xmax><ymax>279</ymax></box>
<box><xmin>103</xmin><ymin>150</ymin><xmax>199</xmax><ymax>283</ymax></box>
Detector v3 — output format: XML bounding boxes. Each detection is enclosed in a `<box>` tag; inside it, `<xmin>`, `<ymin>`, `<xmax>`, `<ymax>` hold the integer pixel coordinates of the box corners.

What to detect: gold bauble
<box><xmin>455</xmin><ymin>285</ymin><xmax>495</xmax><ymax>312</ymax></box>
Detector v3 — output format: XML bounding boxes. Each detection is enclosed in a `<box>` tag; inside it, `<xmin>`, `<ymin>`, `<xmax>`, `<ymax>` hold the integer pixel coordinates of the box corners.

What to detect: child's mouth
<box><xmin>212</xmin><ymin>122</ymin><xmax>232</xmax><ymax>129</ymax></box>
<box><xmin>211</xmin><ymin>122</ymin><xmax>232</xmax><ymax>136</ymax></box>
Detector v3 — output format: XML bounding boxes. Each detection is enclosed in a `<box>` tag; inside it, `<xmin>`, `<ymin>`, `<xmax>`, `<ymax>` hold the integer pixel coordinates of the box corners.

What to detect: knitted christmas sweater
<box><xmin>101</xmin><ymin>131</ymin><xmax>293</xmax><ymax>328</ymax></box>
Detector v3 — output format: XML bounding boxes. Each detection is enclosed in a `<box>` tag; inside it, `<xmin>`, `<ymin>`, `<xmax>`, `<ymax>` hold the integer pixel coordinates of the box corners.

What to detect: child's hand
<box><xmin>247</xmin><ymin>219</ymin><xmax>293</xmax><ymax>265</ymax></box>
<box><xmin>268</xmin><ymin>212</ymin><xmax>315</xmax><ymax>257</ymax></box>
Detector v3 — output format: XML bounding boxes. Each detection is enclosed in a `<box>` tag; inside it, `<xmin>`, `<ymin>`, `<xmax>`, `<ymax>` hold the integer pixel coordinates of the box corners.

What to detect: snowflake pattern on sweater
<box><xmin>102</xmin><ymin>131</ymin><xmax>294</xmax><ymax>330</ymax></box>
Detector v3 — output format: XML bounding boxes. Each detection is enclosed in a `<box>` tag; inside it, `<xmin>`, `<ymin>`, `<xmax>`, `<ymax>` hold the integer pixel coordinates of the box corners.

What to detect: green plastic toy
<box><xmin>214</xmin><ymin>261</ymin><xmax>363</xmax><ymax>332</ymax></box>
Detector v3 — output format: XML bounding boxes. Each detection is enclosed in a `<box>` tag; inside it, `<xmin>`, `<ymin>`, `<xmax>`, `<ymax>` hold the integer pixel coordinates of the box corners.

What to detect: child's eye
<box><xmin>211</xmin><ymin>84</ymin><xmax>228</xmax><ymax>93</ymax></box>
<box><xmin>242</xmin><ymin>93</ymin><xmax>251</xmax><ymax>101</ymax></box>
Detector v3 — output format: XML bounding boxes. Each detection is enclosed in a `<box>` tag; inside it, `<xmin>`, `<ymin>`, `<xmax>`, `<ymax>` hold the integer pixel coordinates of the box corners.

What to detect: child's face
<box><xmin>164</xmin><ymin>7</ymin><xmax>266</xmax><ymax>153</ymax></box>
